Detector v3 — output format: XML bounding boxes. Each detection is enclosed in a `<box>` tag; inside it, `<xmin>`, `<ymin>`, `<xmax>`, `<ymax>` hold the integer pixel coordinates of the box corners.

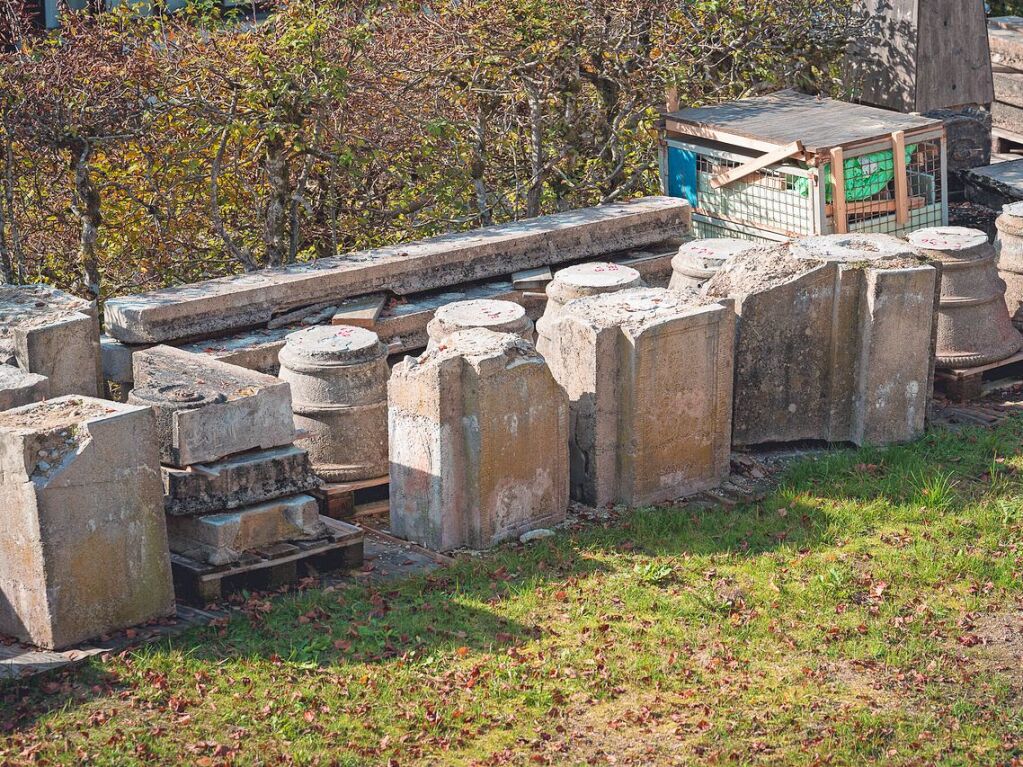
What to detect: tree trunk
<box><xmin>524</xmin><ymin>81</ymin><xmax>545</xmax><ymax>218</ymax></box>
<box><xmin>263</xmin><ymin>134</ymin><xmax>290</xmax><ymax>267</ymax></box>
<box><xmin>0</xmin><ymin>107</ymin><xmax>23</xmax><ymax>284</ymax></box>
<box><xmin>69</xmin><ymin>141</ymin><xmax>102</xmax><ymax>301</ymax></box>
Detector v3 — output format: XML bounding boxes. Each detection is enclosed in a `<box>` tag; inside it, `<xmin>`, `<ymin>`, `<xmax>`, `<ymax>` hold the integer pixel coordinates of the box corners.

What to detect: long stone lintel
<box><xmin>104</xmin><ymin>197</ymin><xmax>691</xmax><ymax>344</ymax></box>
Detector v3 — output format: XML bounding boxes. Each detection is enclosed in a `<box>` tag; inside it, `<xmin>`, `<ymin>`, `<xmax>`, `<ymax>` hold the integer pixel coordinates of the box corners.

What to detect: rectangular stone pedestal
<box><xmin>389</xmin><ymin>329</ymin><xmax>569</xmax><ymax>551</ymax></box>
<box><xmin>539</xmin><ymin>288</ymin><xmax>734</xmax><ymax>507</ymax></box>
<box><xmin>0</xmin><ymin>397</ymin><xmax>174</xmax><ymax>649</ymax></box>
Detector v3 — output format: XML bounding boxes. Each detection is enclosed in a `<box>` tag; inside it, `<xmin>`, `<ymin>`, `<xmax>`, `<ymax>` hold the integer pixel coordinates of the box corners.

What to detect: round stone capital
<box><xmin>427</xmin><ymin>299</ymin><xmax>533</xmax><ymax>344</ymax></box>
<box><xmin>280</xmin><ymin>325</ymin><xmax>385</xmax><ymax>368</ymax></box>
<box><xmin>908</xmin><ymin>227</ymin><xmax>989</xmax><ymax>254</ymax></box>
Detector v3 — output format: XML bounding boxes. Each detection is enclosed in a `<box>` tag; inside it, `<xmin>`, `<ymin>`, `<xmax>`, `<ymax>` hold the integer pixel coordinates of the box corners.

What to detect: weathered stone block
<box><xmin>129</xmin><ymin>346</ymin><xmax>295</xmax><ymax>467</ymax></box>
<box><xmin>0</xmin><ymin>365</ymin><xmax>48</xmax><ymax>412</ymax></box>
<box><xmin>706</xmin><ymin>237</ymin><xmax>938</xmax><ymax>447</ymax></box>
<box><xmin>389</xmin><ymin>329</ymin><xmax>569</xmax><ymax>551</ymax></box>
<box><xmin>0</xmin><ymin>285</ymin><xmax>102</xmax><ymax>398</ymax></box>
<box><xmin>541</xmin><ymin>262</ymin><xmax>643</xmax><ymax>321</ymax></box>
<box><xmin>539</xmin><ymin>288</ymin><xmax>734</xmax><ymax>507</ymax></box>
<box><xmin>278</xmin><ymin>326</ymin><xmax>389</xmax><ymax>482</ymax></box>
<box><xmin>104</xmin><ymin>197</ymin><xmax>692</xmax><ymax>344</ymax></box>
<box><xmin>669</xmin><ymin>238</ymin><xmax>762</xmax><ymax>292</ymax></box>
<box><xmin>0</xmin><ymin>396</ymin><xmax>174</xmax><ymax>649</ymax></box>
<box><xmin>163</xmin><ymin>445</ymin><xmax>321</xmax><ymax>516</ymax></box>
<box><xmin>165</xmin><ymin>494</ymin><xmax>325</xmax><ymax>566</ymax></box>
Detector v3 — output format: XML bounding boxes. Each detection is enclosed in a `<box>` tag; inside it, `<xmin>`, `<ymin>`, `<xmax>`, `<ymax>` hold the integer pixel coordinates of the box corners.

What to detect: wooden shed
<box><xmin>660</xmin><ymin>91</ymin><xmax>948</xmax><ymax>242</ymax></box>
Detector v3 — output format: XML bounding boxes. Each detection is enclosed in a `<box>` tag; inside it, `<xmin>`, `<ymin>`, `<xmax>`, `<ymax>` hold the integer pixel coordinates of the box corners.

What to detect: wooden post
<box><xmin>830</xmin><ymin>147</ymin><xmax>848</xmax><ymax>234</ymax></box>
<box><xmin>891</xmin><ymin>130</ymin><xmax>910</xmax><ymax>225</ymax></box>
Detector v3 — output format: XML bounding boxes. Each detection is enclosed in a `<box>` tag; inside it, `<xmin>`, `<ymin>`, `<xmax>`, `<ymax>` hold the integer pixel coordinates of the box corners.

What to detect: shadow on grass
<box><xmin>0</xmin><ymin>664</ymin><xmax>123</xmax><ymax>733</ymax></box>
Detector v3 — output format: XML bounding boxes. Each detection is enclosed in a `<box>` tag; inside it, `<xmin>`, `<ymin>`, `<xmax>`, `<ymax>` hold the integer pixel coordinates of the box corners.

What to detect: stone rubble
<box><xmin>388</xmin><ymin>329</ymin><xmax>570</xmax><ymax>551</ymax></box>
<box><xmin>0</xmin><ymin>396</ymin><xmax>174</xmax><ymax>649</ymax></box>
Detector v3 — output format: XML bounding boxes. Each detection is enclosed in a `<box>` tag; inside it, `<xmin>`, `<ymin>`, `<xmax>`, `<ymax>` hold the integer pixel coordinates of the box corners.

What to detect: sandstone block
<box><xmin>163</xmin><ymin>445</ymin><xmax>321</xmax><ymax>516</ymax></box>
<box><xmin>705</xmin><ymin>237</ymin><xmax>938</xmax><ymax>447</ymax></box>
<box><xmin>0</xmin><ymin>397</ymin><xmax>174</xmax><ymax>649</ymax></box>
<box><xmin>540</xmin><ymin>288</ymin><xmax>734</xmax><ymax>507</ymax></box>
<box><xmin>129</xmin><ymin>346</ymin><xmax>295</xmax><ymax>467</ymax></box>
<box><xmin>165</xmin><ymin>494</ymin><xmax>326</xmax><ymax>566</ymax></box>
<box><xmin>0</xmin><ymin>284</ymin><xmax>102</xmax><ymax>398</ymax></box>
<box><xmin>104</xmin><ymin>197</ymin><xmax>692</xmax><ymax>344</ymax></box>
<box><xmin>0</xmin><ymin>365</ymin><xmax>48</xmax><ymax>412</ymax></box>
<box><xmin>389</xmin><ymin>329</ymin><xmax>569</xmax><ymax>551</ymax></box>
<box><xmin>278</xmin><ymin>326</ymin><xmax>389</xmax><ymax>482</ymax></box>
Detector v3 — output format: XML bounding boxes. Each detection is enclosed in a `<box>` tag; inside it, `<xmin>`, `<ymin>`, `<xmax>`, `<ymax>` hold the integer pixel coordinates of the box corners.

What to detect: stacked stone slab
<box><xmin>389</xmin><ymin>329</ymin><xmax>569</xmax><ymax>551</ymax></box>
<box><xmin>0</xmin><ymin>284</ymin><xmax>102</xmax><ymax>401</ymax></box>
<box><xmin>103</xmin><ymin>198</ymin><xmax>691</xmax><ymax>344</ymax></box>
<box><xmin>127</xmin><ymin>346</ymin><xmax>324</xmax><ymax>566</ymax></box>
<box><xmin>538</xmin><ymin>287</ymin><xmax>735</xmax><ymax>507</ymax></box>
<box><xmin>705</xmin><ymin>235</ymin><xmax>940</xmax><ymax>447</ymax></box>
<box><xmin>0</xmin><ymin>396</ymin><xmax>175</xmax><ymax>649</ymax></box>
<box><xmin>907</xmin><ymin>227</ymin><xmax>1023</xmax><ymax>370</ymax></box>
<box><xmin>278</xmin><ymin>326</ymin><xmax>389</xmax><ymax>482</ymax></box>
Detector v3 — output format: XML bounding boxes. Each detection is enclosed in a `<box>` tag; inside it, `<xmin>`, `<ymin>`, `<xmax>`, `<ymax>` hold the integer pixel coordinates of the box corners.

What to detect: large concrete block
<box><xmin>163</xmin><ymin>445</ymin><xmax>321</xmax><ymax>516</ymax></box>
<box><xmin>165</xmin><ymin>494</ymin><xmax>325</xmax><ymax>566</ymax></box>
<box><xmin>540</xmin><ymin>288</ymin><xmax>734</xmax><ymax>508</ymax></box>
<box><xmin>129</xmin><ymin>346</ymin><xmax>295</xmax><ymax>467</ymax></box>
<box><xmin>0</xmin><ymin>396</ymin><xmax>174</xmax><ymax>649</ymax></box>
<box><xmin>0</xmin><ymin>364</ymin><xmax>49</xmax><ymax>412</ymax></box>
<box><xmin>389</xmin><ymin>329</ymin><xmax>569</xmax><ymax>551</ymax></box>
<box><xmin>705</xmin><ymin>237</ymin><xmax>938</xmax><ymax>447</ymax></box>
<box><xmin>278</xmin><ymin>326</ymin><xmax>389</xmax><ymax>482</ymax></box>
<box><xmin>104</xmin><ymin>197</ymin><xmax>692</xmax><ymax>344</ymax></box>
<box><xmin>0</xmin><ymin>284</ymin><xmax>102</xmax><ymax>398</ymax></box>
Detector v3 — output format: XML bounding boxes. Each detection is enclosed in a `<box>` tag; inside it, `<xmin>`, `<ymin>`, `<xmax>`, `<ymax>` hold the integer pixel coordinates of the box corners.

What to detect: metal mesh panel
<box><xmin>692</xmin><ymin>219</ymin><xmax>779</xmax><ymax>243</ymax></box>
<box><xmin>830</xmin><ymin>137</ymin><xmax>945</xmax><ymax>236</ymax></box>
<box><xmin>694</xmin><ymin>153</ymin><xmax>815</xmax><ymax>238</ymax></box>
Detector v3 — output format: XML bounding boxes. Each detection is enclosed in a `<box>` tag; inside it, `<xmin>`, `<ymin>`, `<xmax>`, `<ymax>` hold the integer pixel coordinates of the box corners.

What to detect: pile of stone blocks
<box><xmin>0</xmin><ymin>396</ymin><xmax>175</xmax><ymax>649</ymax></box>
<box><xmin>538</xmin><ymin>287</ymin><xmax>735</xmax><ymax>507</ymax></box>
<box><xmin>704</xmin><ymin>234</ymin><xmax>940</xmax><ymax>447</ymax></box>
<box><xmin>0</xmin><ymin>284</ymin><xmax>102</xmax><ymax>409</ymax></box>
<box><xmin>128</xmin><ymin>346</ymin><xmax>324</xmax><ymax>567</ymax></box>
<box><xmin>389</xmin><ymin>329</ymin><xmax>570</xmax><ymax>551</ymax></box>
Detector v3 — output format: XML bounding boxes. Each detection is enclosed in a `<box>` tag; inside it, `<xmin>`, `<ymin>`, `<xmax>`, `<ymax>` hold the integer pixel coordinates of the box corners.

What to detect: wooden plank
<box><xmin>825</xmin><ymin>196</ymin><xmax>925</xmax><ymax>218</ymax></box>
<box><xmin>710</xmin><ymin>141</ymin><xmax>804</xmax><ymax>189</ymax></box>
<box><xmin>358</xmin><ymin>523</ymin><xmax>456</xmax><ymax>567</ymax></box>
<box><xmin>331</xmin><ymin>292</ymin><xmax>388</xmax><ymax>329</ymax></box>
<box><xmin>830</xmin><ymin>147</ymin><xmax>848</xmax><ymax>235</ymax></box>
<box><xmin>915</xmin><ymin>0</ymin><xmax>993</xmax><ymax>112</ymax></box>
<box><xmin>892</xmin><ymin>131</ymin><xmax>910</xmax><ymax>225</ymax></box>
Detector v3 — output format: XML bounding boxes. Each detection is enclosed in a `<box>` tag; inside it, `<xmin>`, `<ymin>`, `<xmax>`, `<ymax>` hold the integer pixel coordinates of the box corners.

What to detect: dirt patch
<box><xmin>960</xmin><ymin>607</ymin><xmax>1023</xmax><ymax>690</ymax></box>
<box><xmin>702</xmin><ymin>242</ymin><xmax>820</xmax><ymax>299</ymax></box>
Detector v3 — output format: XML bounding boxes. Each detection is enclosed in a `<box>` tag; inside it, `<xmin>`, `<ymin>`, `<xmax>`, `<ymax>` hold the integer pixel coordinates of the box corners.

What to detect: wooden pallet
<box><xmin>171</xmin><ymin>517</ymin><xmax>364</xmax><ymax>605</ymax></box>
<box><xmin>312</xmin><ymin>474</ymin><xmax>389</xmax><ymax>520</ymax></box>
<box><xmin>934</xmin><ymin>349</ymin><xmax>1023</xmax><ymax>402</ymax></box>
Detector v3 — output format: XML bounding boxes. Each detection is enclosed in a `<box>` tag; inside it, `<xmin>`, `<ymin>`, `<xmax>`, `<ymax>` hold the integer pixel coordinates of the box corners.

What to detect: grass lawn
<box><xmin>5</xmin><ymin>419</ymin><xmax>1023</xmax><ymax>765</ymax></box>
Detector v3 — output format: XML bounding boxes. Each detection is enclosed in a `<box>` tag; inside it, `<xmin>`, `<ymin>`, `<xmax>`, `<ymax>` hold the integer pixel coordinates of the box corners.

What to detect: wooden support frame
<box><xmin>830</xmin><ymin>146</ymin><xmax>848</xmax><ymax>234</ymax></box>
<box><xmin>891</xmin><ymin>130</ymin><xmax>910</xmax><ymax>225</ymax></box>
<box><xmin>710</xmin><ymin>140</ymin><xmax>805</xmax><ymax>189</ymax></box>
